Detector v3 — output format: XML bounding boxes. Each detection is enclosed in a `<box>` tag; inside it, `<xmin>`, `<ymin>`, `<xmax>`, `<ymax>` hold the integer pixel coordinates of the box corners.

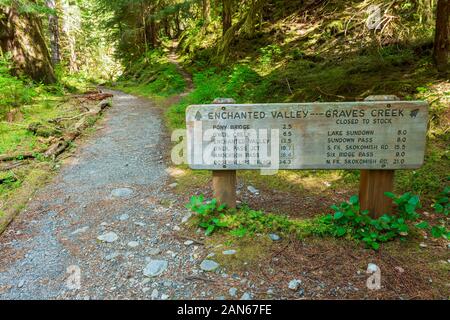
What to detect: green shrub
<box><xmin>432</xmin><ymin>185</ymin><xmax>449</xmax><ymax>216</ymax></box>
<box><xmin>0</xmin><ymin>53</ymin><xmax>36</xmax><ymax>114</ymax></box>
<box><xmin>117</xmin><ymin>49</ymin><xmax>186</xmax><ymax>98</ymax></box>
<box><xmin>325</xmin><ymin>192</ymin><xmax>449</xmax><ymax>250</ymax></box>
<box><xmin>186</xmin><ymin>192</ymin><xmax>449</xmax><ymax>251</ymax></box>
<box><xmin>186</xmin><ymin>195</ymin><xmax>228</xmax><ymax>235</ymax></box>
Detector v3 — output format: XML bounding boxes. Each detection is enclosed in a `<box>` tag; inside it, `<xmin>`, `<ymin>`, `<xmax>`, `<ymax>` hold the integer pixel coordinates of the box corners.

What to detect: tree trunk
<box><xmin>242</xmin><ymin>0</ymin><xmax>264</xmax><ymax>38</ymax></box>
<box><xmin>60</xmin><ymin>2</ymin><xmax>82</xmax><ymax>73</ymax></box>
<box><xmin>175</xmin><ymin>12</ymin><xmax>181</xmax><ymax>37</ymax></box>
<box><xmin>46</xmin><ymin>0</ymin><xmax>61</xmax><ymax>65</ymax></box>
<box><xmin>222</xmin><ymin>0</ymin><xmax>233</xmax><ymax>36</ymax></box>
<box><xmin>203</xmin><ymin>0</ymin><xmax>211</xmax><ymax>25</ymax></box>
<box><xmin>163</xmin><ymin>17</ymin><xmax>171</xmax><ymax>38</ymax></box>
<box><xmin>433</xmin><ymin>0</ymin><xmax>449</xmax><ymax>72</ymax></box>
<box><xmin>0</xmin><ymin>4</ymin><xmax>56</xmax><ymax>83</ymax></box>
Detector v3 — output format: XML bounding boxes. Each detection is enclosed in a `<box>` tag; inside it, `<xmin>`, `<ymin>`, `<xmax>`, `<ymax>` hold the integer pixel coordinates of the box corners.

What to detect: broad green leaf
<box><xmin>334</xmin><ymin>211</ymin><xmax>344</xmax><ymax>220</ymax></box>
<box><xmin>408</xmin><ymin>195</ymin><xmax>420</xmax><ymax>206</ymax></box>
<box><xmin>384</xmin><ymin>192</ymin><xmax>396</xmax><ymax>199</ymax></box>
<box><xmin>349</xmin><ymin>195</ymin><xmax>358</xmax><ymax>205</ymax></box>
<box><xmin>415</xmin><ymin>221</ymin><xmax>429</xmax><ymax>229</ymax></box>
<box><xmin>336</xmin><ymin>227</ymin><xmax>346</xmax><ymax>236</ymax></box>
<box><xmin>433</xmin><ymin>203</ymin><xmax>443</xmax><ymax>213</ymax></box>
<box><xmin>431</xmin><ymin>226</ymin><xmax>444</xmax><ymax>238</ymax></box>
<box><xmin>371</xmin><ymin>242</ymin><xmax>380</xmax><ymax>250</ymax></box>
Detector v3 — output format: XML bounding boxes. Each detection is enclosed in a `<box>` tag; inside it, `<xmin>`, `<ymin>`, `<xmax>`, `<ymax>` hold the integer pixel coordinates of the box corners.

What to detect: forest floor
<box><xmin>0</xmin><ymin>44</ymin><xmax>448</xmax><ymax>300</ymax></box>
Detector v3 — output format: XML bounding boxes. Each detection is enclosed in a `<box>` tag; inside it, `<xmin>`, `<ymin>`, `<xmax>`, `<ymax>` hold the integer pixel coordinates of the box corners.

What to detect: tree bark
<box><xmin>0</xmin><ymin>4</ymin><xmax>56</xmax><ymax>83</ymax></box>
<box><xmin>222</xmin><ymin>0</ymin><xmax>233</xmax><ymax>36</ymax></box>
<box><xmin>242</xmin><ymin>0</ymin><xmax>264</xmax><ymax>38</ymax></box>
<box><xmin>202</xmin><ymin>0</ymin><xmax>211</xmax><ymax>25</ymax></box>
<box><xmin>46</xmin><ymin>0</ymin><xmax>61</xmax><ymax>65</ymax></box>
<box><xmin>433</xmin><ymin>0</ymin><xmax>449</xmax><ymax>72</ymax></box>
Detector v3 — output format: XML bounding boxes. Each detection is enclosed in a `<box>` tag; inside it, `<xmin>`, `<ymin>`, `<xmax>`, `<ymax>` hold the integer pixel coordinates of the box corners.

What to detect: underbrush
<box><xmin>0</xmin><ymin>54</ymin><xmax>106</xmax><ymax>233</ymax></box>
<box><xmin>187</xmin><ymin>193</ymin><xmax>449</xmax><ymax>250</ymax></box>
<box><xmin>115</xmin><ymin>49</ymin><xmax>186</xmax><ymax>99</ymax></box>
<box><xmin>167</xmin><ymin>45</ymin><xmax>448</xmax><ymax>200</ymax></box>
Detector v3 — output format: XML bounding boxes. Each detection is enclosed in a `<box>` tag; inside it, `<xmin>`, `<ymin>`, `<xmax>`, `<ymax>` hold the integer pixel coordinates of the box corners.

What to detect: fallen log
<box><xmin>0</xmin><ymin>161</ymin><xmax>28</xmax><ymax>171</ymax></box>
<box><xmin>0</xmin><ymin>151</ymin><xmax>43</xmax><ymax>162</ymax></box>
<box><xmin>1</xmin><ymin>99</ymin><xmax>112</xmax><ymax>161</ymax></box>
<box><xmin>49</xmin><ymin>101</ymin><xmax>111</xmax><ymax>124</ymax></box>
<box><xmin>43</xmin><ymin>99</ymin><xmax>111</xmax><ymax>158</ymax></box>
<box><xmin>77</xmin><ymin>92</ymin><xmax>113</xmax><ymax>101</ymax></box>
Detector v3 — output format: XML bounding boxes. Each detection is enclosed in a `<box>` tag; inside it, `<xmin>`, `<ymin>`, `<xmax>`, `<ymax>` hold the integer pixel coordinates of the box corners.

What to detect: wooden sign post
<box><xmin>211</xmin><ymin>98</ymin><xmax>237</xmax><ymax>208</ymax></box>
<box><xmin>359</xmin><ymin>95</ymin><xmax>399</xmax><ymax>218</ymax></box>
<box><xmin>186</xmin><ymin>98</ymin><xmax>428</xmax><ymax>217</ymax></box>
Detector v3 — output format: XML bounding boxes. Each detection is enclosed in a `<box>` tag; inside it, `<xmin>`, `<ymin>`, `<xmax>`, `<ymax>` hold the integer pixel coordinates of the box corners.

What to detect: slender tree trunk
<box><xmin>60</xmin><ymin>1</ymin><xmax>80</xmax><ymax>73</ymax></box>
<box><xmin>141</xmin><ymin>6</ymin><xmax>148</xmax><ymax>53</ymax></box>
<box><xmin>242</xmin><ymin>0</ymin><xmax>264</xmax><ymax>38</ymax></box>
<box><xmin>0</xmin><ymin>4</ymin><xmax>56</xmax><ymax>83</ymax></box>
<box><xmin>202</xmin><ymin>0</ymin><xmax>211</xmax><ymax>25</ymax></box>
<box><xmin>222</xmin><ymin>0</ymin><xmax>233</xmax><ymax>36</ymax></box>
<box><xmin>47</xmin><ymin>0</ymin><xmax>61</xmax><ymax>65</ymax></box>
<box><xmin>433</xmin><ymin>0</ymin><xmax>449</xmax><ymax>72</ymax></box>
<box><xmin>163</xmin><ymin>17</ymin><xmax>171</xmax><ymax>38</ymax></box>
<box><xmin>175</xmin><ymin>12</ymin><xmax>181</xmax><ymax>37</ymax></box>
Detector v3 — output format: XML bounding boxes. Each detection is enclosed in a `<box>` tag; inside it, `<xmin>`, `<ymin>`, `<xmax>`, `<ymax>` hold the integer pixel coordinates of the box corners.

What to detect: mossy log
<box><xmin>1</xmin><ymin>99</ymin><xmax>112</xmax><ymax>161</ymax></box>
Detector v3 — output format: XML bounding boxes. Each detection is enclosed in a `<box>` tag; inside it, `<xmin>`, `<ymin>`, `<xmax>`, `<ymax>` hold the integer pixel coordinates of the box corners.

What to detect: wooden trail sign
<box><xmin>186</xmin><ymin>101</ymin><xmax>428</xmax><ymax>170</ymax></box>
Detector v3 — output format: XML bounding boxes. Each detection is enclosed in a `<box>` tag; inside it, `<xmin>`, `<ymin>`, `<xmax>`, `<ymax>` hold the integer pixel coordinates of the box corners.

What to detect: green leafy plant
<box><xmin>0</xmin><ymin>53</ymin><xmax>36</xmax><ymax>115</ymax></box>
<box><xmin>432</xmin><ymin>185</ymin><xmax>449</xmax><ymax>216</ymax></box>
<box><xmin>259</xmin><ymin>44</ymin><xmax>282</xmax><ymax>66</ymax></box>
<box><xmin>415</xmin><ymin>186</ymin><xmax>450</xmax><ymax>239</ymax></box>
<box><xmin>186</xmin><ymin>195</ymin><xmax>228</xmax><ymax>235</ymax></box>
<box><xmin>325</xmin><ymin>193</ymin><xmax>423</xmax><ymax>250</ymax></box>
<box><xmin>230</xmin><ymin>227</ymin><xmax>248</xmax><ymax>238</ymax></box>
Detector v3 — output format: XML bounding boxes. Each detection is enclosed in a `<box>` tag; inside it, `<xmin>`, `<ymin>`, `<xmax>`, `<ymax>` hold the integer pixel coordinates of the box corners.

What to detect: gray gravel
<box><xmin>0</xmin><ymin>90</ymin><xmax>235</xmax><ymax>300</ymax></box>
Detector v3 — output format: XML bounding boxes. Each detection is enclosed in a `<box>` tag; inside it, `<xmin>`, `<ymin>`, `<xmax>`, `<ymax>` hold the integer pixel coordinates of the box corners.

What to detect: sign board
<box><xmin>186</xmin><ymin>101</ymin><xmax>428</xmax><ymax>170</ymax></box>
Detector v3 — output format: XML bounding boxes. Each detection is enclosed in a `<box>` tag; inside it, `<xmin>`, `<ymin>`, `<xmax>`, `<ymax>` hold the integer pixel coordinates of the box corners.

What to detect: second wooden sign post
<box><xmin>359</xmin><ymin>95</ymin><xmax>399</xmax><ymax>218</ymax></box>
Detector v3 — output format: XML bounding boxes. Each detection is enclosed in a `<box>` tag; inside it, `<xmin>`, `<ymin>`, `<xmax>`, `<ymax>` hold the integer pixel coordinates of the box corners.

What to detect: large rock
<box><xmin>97</xmin><ymin>231</ymin><xmax>118</xmax><ymax>243</ymax></box>
<box><xmin>111</xmin><ymin>187</ymin><xmax>133</xmax><ymax>198</ymax></box>
<box><xmin>200</xmin><ymin>260</ymin><xmax>219</xmax><ymax>272</ymax></box>
<box><xmin>127</xmin><ymin>241</ymin><xmax>139</xmax><ymax>248</ymax></box>
<box><xmin>143</xmin><ymin>260</ymin><xmax>168</xmax><ymax>277</ymax></box>
<box><xmin>269</xmin><ymin>233</ymin><xmax>281</xmax><ymax>241</ymax></box>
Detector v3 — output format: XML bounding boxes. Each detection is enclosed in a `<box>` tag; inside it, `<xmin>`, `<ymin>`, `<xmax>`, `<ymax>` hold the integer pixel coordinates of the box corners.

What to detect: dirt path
<box><xmin>0</xmin><ymin>90</ymin><xmax>229</xmax><ymax>300</ymax></box>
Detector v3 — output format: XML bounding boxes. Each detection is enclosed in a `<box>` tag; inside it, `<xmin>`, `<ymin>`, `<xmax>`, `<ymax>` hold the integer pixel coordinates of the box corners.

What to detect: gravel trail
<box><xmin>0</xmin><ymin>90</ymin><xmax>231</xmax><ymax>300</ymax></box>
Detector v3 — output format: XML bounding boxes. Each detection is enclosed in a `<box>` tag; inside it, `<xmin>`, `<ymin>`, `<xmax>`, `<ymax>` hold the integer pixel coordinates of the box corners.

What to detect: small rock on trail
<box><xmin>288</xmin><ymin>279</ymin><xmax>302</xmax><ymax>291</ymax></box>
<box><xmin>143</xmin><ymin>260</ymin><xmax>168</xmax><ymax>277</ymax></box>
<box><xmin>200</xmin><ymin>260</ymin><xmax>219</xmax><ymax>272</ymax></box>
<box><xmin>97</xmin><ymin>231</ymin><xmax>119</xmax><ymax>243</ymax></box>
<box><xmin>111</xmin><ymin>187</ymin><xmax>134</xmax><ymax>198</ymax></box>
